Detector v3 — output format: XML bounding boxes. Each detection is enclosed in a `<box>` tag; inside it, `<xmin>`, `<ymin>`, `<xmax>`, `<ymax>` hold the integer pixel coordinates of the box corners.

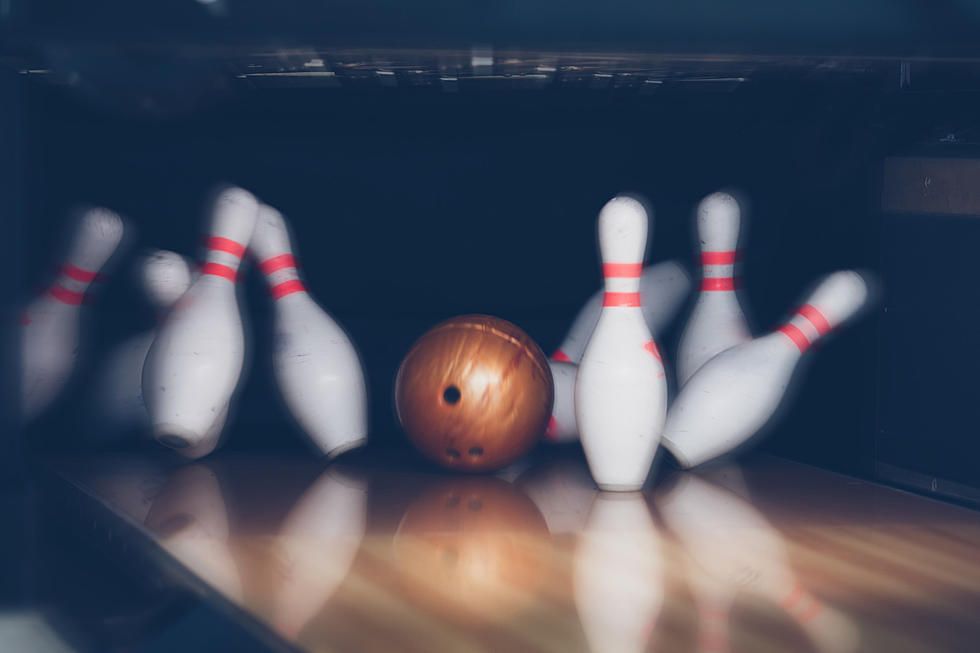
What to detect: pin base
<box><xmin>322</xmin><ymin>437</ymin><xmax>368</xmax><ymax>461</ymax></box>
<box><xmin>153</xmin><ymin>424</ymin><xmax>201</xmax><ymax>450</ymax></box>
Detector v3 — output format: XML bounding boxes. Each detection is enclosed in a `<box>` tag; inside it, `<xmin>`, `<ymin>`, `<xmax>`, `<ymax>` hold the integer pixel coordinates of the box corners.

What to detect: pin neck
<box><xmin>46</xmin><ymin>262</ymin><xmax>103</xmax><ymax>305</ymax></box>
<box><xmin>601</xmin><ymin>261</ymin><xmax>642</xmax><ymax>303</ymax></box>
<box><xmin>776</xmin><ymin>303</ymin><xmax>832</xmax><ymax>353</ymax></box>
<box><xmin>259</xmin><ymin>253</ymin><xmax>307</xmax><ymax>300</ymax></box>
<box><xmin>699</xmin><ymin>250</ymin><xmax>741</xmax><ymax>291</ymax></box>
<box><xmin>200</xmin><ymin>235</ymin><xmax>247</xmax><ymax>282</ymax></box>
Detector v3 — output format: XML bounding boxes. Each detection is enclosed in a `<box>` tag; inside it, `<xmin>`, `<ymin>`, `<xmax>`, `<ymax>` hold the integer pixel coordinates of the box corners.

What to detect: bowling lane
<box><xmin>47</xmin><ymin>450</ymin><xmax>980</xmax><ymax>652</ymax></box>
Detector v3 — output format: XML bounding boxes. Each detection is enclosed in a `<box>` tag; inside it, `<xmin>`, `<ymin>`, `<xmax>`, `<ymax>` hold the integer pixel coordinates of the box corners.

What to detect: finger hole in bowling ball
<box><xmin>468</xmin><ymin>446</ymin><xmax>484</xmax><ymax>458</ymax></box>
<box><xmin>446</xmin><ymin>448</ymin><xmax>461</xmax><ymax>459</ymax></box>
<box><xmin>443</xmin><ymin>385</ymin><xmax>461</xmax><ymax>404</ymax></box>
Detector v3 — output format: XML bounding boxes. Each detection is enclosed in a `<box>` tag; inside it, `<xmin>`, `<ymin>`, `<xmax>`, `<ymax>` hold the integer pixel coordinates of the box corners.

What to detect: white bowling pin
<box><xmin>92</xmin><ymin>250</ymin><xmax>192</xmax><ymax>439</ymax></box>
<box><xmin>250</xmin><ymin>205</ymin><xmax>368</xmax><ymax>458</ymax></box>
<box><xmin>676</xmin><ymin>192</ymin><xmax>751</xmax><ymax>386</ymax></box>
<box><xmin>270</xmin><ymin>468</ymin><xmax>367</xmax><ymax>639</ymax></box>
<box><xmin>575</xmin><ymin>196</ymin><xmax>667</xmax><ymax>491</ymax></box>
<box><xmin>551</xmin><ymin>260</ymin><xmax>691</xmax><ymax>364</ymax></box>
<box><xmin>142</xmin><ymin>187</ymin><xmax>259</xmax><ymax>457</ymax></box>
<box><xmin>544</xmin><ymin>359</ymin><xmax>578</xmax><ymax>443</ymax></box>
<box><xmin>662</xmin><ymin>270</ymin><xmax>868</xmax><ymax>469</ymax></box>
<box><xmin>573</xmin><ymin>493</ymin><xmax>663</xmax><ymax>653</ymax></box>
<box><xmin>659</xmin><ymin>473</ymin><xmax>859</xmax><ymax>653</ymax></box>
<box><xmin>22</xmin><ymin>207</ymin><xmax>125</xmax><ymax>421</ymax></box>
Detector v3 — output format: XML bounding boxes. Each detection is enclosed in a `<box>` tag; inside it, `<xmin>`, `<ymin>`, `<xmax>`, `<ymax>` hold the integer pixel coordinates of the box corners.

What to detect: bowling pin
<box><xmin>270</xmin><ymin>467</ymin><xmax>367</xmax><ymax>639</ymax></box>
<box><xmin>676</xmin><ymin>192</ymin><xmax>751</xmax><ymax>386</ymax></box>
<box><xmin>662</xmin><ymin>270</ymin><xmax>869</xmax><ymax>469</ymax></box>
<box><xmin>250</xmin><ymin>204</ymin><xmax>368</xmax><ymax>458</ymax></box>
<box><xmin>573</xmin><ymin>493</ymin><xmax>663</xmax><ymax>653</ymax></box>
<box><xmin>22</xmin><ymin>207</ymin><xmax>125</xmax><ymax>421</ymax></box>
<box><xmin>544</xmin><ymin>359</ymin><xmax>577</xmax><ymax>443</ymax></box>
<box><xmin>91</xmin><ymin>250</ymin><xmax>192</xmax><ymax>439</ymax></box>
<box><xmin>142</xmin><ymin>187</ymin><xmax>259</xmax><ymax>457</ymax></box>
<box><xmin>575</xmin><ymin>196</ymin><xmax>667</xmax><ymax>491</ymax></box>
<box><xmin>659</xmin><ymin>472</ymin><xmax>859</xmax><ymax>653</ymax></box>
<box><xmin>551</xmin><ymin>260</ymin><xmax>691</xmax><ymax>364</ymax></box>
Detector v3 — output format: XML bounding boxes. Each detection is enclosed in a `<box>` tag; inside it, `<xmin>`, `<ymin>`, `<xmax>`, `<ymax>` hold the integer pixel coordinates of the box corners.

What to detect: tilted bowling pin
<box><xmin>575</xmin><ymin>196</ymin><xmax>667</xmax><ymax>491</ymax></box>
<box><xmin>22</xmin><ymin>207</ymin><xmax>125</xmax><ymax>421</ymax></box>
<box><xmin>142</xmin><ymin>187</ymin><xmax>259</xmax><ymax>456</ymax></box>
<box><xmin>573</xmin><ymin>493</ymin><xmax>664</xmax><ymax>653</ymax></box>
<box><xmin>676</xmin><ymin>192</ymin><xmax>751</xmax><ymax>386</ymax></box>
<box><xmin>250</xmin><ymin>205</ymin><xmax>368</xmax><ymax>458</ymax></box>
<box><xmin>663</xmin><ymin>271</ymin><xmax>869</xmax><ymax>469</ymax></box>
<box><xmin>91</xmin><ymin>250</ymin><xmax>192</xmax><ymax>439</ymax></box>
<box><xmin>551</xmin><ymin>260</ymin><xmax>691</xmax><ymax>364</ymax></box>
<box><xmin>544</xmin><ymin>359</ymin><xmax>577</xmax><ymax>443</ymax></box>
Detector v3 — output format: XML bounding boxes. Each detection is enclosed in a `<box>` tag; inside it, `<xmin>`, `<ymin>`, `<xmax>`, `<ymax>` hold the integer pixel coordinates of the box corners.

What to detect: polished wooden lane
<box><xmin>52</xmin><ymin>450</ymin><xmax>980</xmax><ymax>652</ymax></box>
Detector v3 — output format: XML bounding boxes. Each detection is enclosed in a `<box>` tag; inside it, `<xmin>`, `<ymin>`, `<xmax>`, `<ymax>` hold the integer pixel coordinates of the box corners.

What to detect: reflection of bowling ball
<box><xmin>395</xmin><ymin>315</ymin><xmax>553</xmax><ymax>472</ymax></box>
<box><xmin>393</xmin><ymin>477</ymin><xmax>551</xmax><ymax>624</ymax></box>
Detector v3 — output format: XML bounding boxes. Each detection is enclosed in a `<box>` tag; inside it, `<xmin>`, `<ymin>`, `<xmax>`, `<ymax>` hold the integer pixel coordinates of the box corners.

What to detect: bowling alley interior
<box><xmin>2</xmin><ymin>3</ymin><xmax>980</xmax><ymax>652</ymax></box>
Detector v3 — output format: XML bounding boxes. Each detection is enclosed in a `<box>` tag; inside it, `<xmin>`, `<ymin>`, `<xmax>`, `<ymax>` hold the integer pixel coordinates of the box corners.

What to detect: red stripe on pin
<box><xmin>644</xmin><ymin>340</ymin><xmax>662</xmax><ymax>361</ymax></box>
<box><xmin>603</xmin><ymin>292</ymin><xmax>641</xmax><ymax>307</ymax></box>
<box><xmin>61</xmin><ymin>263</ymin><xmax>99</xmax><ymax>283</ymax></box>
<box><xmin>777</xmin><ymin>323</ymin><xmax>811</xmax><ymax>353</ymax></box>
<box><xmin>701</xmin><ymin>277</ymin><xmax>739</xmax><ymax>291</ymax></box>
<box><xmin>602</xmin><ymin>262</ymin><xmax>642</xmax><ymax>278</ymax></box>
<box><xmin>271</xmin><ymin>279</ymin><xmax>305</xmax><ymax>299</ymax></box>
<box><xmin>201</xmin><ymin>262</ymin><xmax>237</xmax><ymax>281</ymax></box>
<box><xmin>544</xmin><ymin>417</ymin><xmax>559</xmax><ymax>441</ymax></box>
<box><xmin>798</xmin><ymin>303</ymin><xmax>831</xmax><ymax>335</ymax></box>
<box><xmin>700</xmin><ymin>250</ymin><xmax>741</xmax><ymax>265</ymax></box>
<box><xmin>259</xmin><ymin>254</ymin><xmax>296</xmax><ymax>275</ymax></box>
<box><xmin>551</xmin><ymin>349</ymin><xmax>572</xmax><ymax>363</ymax></box>
<box><xmin>204</xmin><ymin>236</ymin><xmax>246</xmax><ymax>258</ymax></box>
<box><xmin>48</xmin><ymin>284</ymin><xmax>84</xmax><ymax>305</ymax></box>
<box><xmin>781</xmin><ymin>582</ymin><xmax>806</xmax><ymax>611</ymax></box>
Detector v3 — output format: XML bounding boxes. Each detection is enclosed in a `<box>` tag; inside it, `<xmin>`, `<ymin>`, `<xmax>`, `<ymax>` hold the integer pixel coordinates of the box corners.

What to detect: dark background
<box><xmin>3</xmin><ymin>0</ymin><xmax>980</xmax><ymax>494</ymax></box>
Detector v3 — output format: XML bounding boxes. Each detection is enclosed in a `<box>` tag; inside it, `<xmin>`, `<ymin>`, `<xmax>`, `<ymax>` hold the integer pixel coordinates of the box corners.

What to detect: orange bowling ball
<box><xmin>395</xmin><ymin>315</ymin><xmax>553</xmax><ymax>472</ymax></box>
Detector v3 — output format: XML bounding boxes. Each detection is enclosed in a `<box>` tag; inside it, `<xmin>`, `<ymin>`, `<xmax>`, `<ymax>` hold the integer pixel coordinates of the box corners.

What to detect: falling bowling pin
<box><xmin>551</xmin><ymin>260</ymin><xmax>691</xmax><ymax>364</ymax></box>
<box><xmin>249</xmin><ymin>205</ymin><xmax>368</xmax><ymax>458</ymax></box>
<box><xmin>575</xmin><ymin>196</ymin><xmax>667</xmax><ymax>491</ymax></box>
<box><xmin>91</xmin><ymin>250</ymin><xmax>192</xmax><ymax>439</ymax></box>
<box><xmin>142</xmin><ymin>187</ymin><xmax>259</xmax><ymax>456</ymax></box>
<box><xmin>676</xmin><ymin>192</ymin><xmax>751</xmax><ymax>386</ymax></box>
<box><xmin>21</xmin><ymin>207</ymin><xmax>125</xmax><ymax>421</ymax></box>
<box><xmin>663</xmin><ymin>270</ymin><xmax>869</xmax><ymax>469</ymax></box>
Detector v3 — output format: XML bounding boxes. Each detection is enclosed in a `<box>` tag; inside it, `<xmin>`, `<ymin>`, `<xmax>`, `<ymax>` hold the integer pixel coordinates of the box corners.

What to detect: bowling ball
<box><xmin>395</xmin><ymin>315</ymin><xmax>553</xmax><ymax>472</ymax></box>
<box><xmin>392</xmin><ymin>477</ymin><xmax>551</xmax><ymax>624</ymax></box>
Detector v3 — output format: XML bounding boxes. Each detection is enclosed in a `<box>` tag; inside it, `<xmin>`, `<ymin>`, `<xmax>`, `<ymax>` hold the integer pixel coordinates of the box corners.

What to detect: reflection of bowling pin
<box><xmin>22</xmin><ymin>207</ymin><xmax>125</xmax><ymax>421</ymax></box>
<box><xmin>576</xmin><ymin>196</ymin><xmax>667</xmax><ymax>491</ymax></box>
<box><xmin>552</xmin><ymin>260</ymin><xmax>690</xmax><ymax>364</ymax></box>
<box><xmin>270</xmin><ymin>468</ymin><xmax>367</xmax><ymax>639</ymax></box>
<box><xmin>677</xmin><ymin>192</ymin><xmax>751</xmax><ymax>386</ymax></box>
<box><xmin>544</xmin><ymin>360</ymin><xmax>577</xmax><ymax>443</ymax></box>
<box><xmin>516</xmin><ymin>454</ymin><xmax>597</xmax><ymax>533</ymax></box>
<box><xmin>249</xmin><ymin>205</ymin><xmax>368</xmax><ymax>458</ymax></box>
<box><xmin>145</xmin><ymin>464</ymin><xmax>243</xmax><ymax>602</ymax></box>
<box><xmin>659</xmin><ymin>473</ymin><xmax>859</xmax><ymax>653</ymax></box>
<box><xmin>92</xmin><ymin>250</ymin><xmax>192</xmax><ymax>439</ymax></box>
<box><xmin>143</xmin><ymin>187</ymin><xmax>259</xmax><ymax>457</ymax></box>
<box><xmin>663</xmin><ymin>271</ymin><xmax>869</xmax><ymax>469</ymax></box>
<box><xmin>573</xmin><ymin>493</ymin><xmax>663</xmax><ymax>653</ymax></box>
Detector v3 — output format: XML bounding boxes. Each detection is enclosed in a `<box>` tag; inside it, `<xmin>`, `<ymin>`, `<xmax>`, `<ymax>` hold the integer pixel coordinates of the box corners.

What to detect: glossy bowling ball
<box><xmin>392</xmin><ymin>477</ymin><xmax>551</xmax><ymax>624</ymax></box>
<box><xmin>395</xmin><ymin>315</ymin><xmax>553</xmax><ymax>472</ymax></box>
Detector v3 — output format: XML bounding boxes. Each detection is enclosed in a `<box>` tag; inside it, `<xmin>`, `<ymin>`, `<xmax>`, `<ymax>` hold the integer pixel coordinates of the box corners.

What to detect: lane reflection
<box><xmin>659</xmin><ymin>468</ymin><xmax>860</xmax><ymax>653</ymax></box>
<box><xmin>573</xmin><ymin>492</ymin><xmax>663</xmax><ymax>653</ymax></box>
